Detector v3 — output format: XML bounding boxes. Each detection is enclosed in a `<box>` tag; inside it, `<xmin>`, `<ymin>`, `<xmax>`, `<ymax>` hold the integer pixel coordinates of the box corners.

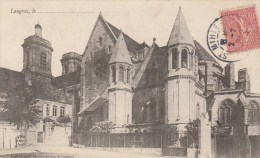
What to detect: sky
<box><xmin>0</xmin><ymin>0</ymin><xmax>260</xmax><ymax>93</ymax></box>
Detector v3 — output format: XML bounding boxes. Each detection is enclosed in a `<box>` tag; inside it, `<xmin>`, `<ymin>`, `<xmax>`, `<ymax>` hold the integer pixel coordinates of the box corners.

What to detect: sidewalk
<box><xmin>0</xmin><ymin>144</ymin><xmax>162</xmax><ymax>158</ymax></box>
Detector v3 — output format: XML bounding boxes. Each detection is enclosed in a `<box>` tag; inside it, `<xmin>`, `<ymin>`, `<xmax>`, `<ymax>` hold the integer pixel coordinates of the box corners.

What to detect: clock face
<box><xmin>93</xmin><ymin>58</ymin><xmax>107</xmax><ymax>78</ymax></box>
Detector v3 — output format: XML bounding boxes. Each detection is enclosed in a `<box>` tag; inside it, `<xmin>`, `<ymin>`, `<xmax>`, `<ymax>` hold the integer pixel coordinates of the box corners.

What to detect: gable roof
<box><xmin>194</xmin><ymin>40</ymin><xmax>219</xmax><ymax>64</ymax></box>
<box><xmin>133</xmin><ymin>42</ymin><xmax>162</xmax><ymax>88</ymax></box>
<box><xmin>109</xmin><ymin>31</ymin><xmax>132</xmax><ymax>64</ymax></box>
<box><xmin>167</xmin><ymin>7</ymin><xmax>195</xmax><ymax>47</ymax></box>
<box><xmin>107</xmin><ymin>22</ymin><xmax>140</xmax><ymax>54</ymax></box>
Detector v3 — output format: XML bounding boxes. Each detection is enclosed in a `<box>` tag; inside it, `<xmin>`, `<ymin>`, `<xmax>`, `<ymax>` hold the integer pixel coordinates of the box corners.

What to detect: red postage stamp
<box><xmin>220</xmin><ymin>6</ymin><xmax>260</xmax><ymax>53</ymax></box>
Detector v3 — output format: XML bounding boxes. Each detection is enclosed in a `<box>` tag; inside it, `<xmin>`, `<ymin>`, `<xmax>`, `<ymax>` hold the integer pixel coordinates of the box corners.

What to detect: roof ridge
<box><xmin>106</xmin><ymin>21</ymin><xmax>140</xmax><ymax>46</ymax></box>
<box><xmin>194</xmin><ymin>40</ymin><xmax>219</xmax><ymax>64</ymax></box>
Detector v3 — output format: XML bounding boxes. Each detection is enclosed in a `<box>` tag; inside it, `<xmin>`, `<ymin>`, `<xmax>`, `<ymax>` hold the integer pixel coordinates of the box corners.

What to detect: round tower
<box><xmin>166</xmin><ymin>8</ymin><xmax>196</xmax><ymax>125</ymax></box>
<box><xmin>108</xmin><ymin>31</ymin><xmax>133</xmax><ymax>127</ymax></box>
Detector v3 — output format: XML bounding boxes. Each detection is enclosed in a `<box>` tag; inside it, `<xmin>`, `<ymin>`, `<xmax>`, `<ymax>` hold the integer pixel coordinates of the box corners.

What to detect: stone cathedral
<box><xmin>1</xmin><ymin>7</ymin><xmax>260</xmax><ymax>158</ymax></box>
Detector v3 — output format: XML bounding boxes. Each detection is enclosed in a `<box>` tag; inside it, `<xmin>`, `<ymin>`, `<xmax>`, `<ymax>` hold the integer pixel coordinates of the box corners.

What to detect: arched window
<box><xmin>118</xmin><ymin>66</ymin><xmax>124</xmax><ymax>82</ymax></box>
<box><xmin>40</xmin><ymin>52</ymin><xmax>47</xmax><ymax>69</ymax></box>
<box><xmin>218</xmin><ymin>99</ymin><xmax>234</xmax><ymax>126</ymax></box>
<box><xmin>99</xmin><ymin>37</ymin><xmax>103</xmax><ymax>46</ymax></box>
<box><xmin>172</xmin><ymin>49</ymin><xmax>178</xmax><ymax>69</ymax></box>
<box><xmin>248</xmin><ymin>101</ymin><xmax>259</xmax><ymax>125</ymax></box>
<box><xmin>190</xmin><ymin>52</ymin><xmax>194</xmax><ymax>70</ymax></box>
<box><xmin>196</xmin><ymin>104</ymin><xmax>200</xmax><ymax>119</ymax></box>
<box><xmin>112</xmin><ymin>66</ymin><xmax>116</xmax><ymax>83</ymax></box>
<box><xmin>126</xmin><ymin>68</ymin><xmax>131</xmax><ymax>83</ymax></box>
<box><xmin>181</xmin><ymin>49</ymin><xmax>188</xmax><ymax>68</ymax></box>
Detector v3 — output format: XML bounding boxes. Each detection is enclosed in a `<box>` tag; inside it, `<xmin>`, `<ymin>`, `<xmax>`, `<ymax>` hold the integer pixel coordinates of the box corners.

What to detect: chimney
<box><xmin>238</xmin><ymin>68</ymin><xmax>250</xmax><ymax>91</ymax></box>
<box><xmin>225</xmin><ymin>63</ymin><xmax>235</xmax><ymax>89</ymax></box>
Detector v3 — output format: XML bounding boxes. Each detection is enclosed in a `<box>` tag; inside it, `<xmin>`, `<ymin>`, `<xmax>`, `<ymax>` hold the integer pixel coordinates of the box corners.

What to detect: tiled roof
<box><xmin>194</xmin><ymin>40</ymin><xmax>219</xmax><ymax>64</ymax></box>
<box><xmin>52</xmin><ymin>70</ymin><xmax>80</xmax><ymax>89</ymax></box>
<box><xmin>107</xmin><ymin>22</ymin><xmax>140</xmax><ymax>54</ymax></box>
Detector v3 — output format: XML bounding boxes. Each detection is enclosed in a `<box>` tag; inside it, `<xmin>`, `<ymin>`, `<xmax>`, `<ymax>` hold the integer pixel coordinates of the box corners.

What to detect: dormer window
<box><xmin>40</xmin><ymin>52</ymin><xmax>47</xmax><ymax>69</ymax></box>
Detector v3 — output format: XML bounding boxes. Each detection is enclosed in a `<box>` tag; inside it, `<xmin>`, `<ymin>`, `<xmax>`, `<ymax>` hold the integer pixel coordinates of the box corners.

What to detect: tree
<box><xmin>185</xmin><ymin>119</ymin><xmax>200</xmax><ymax>148</ymax></box>
<box><xmin>0</xmin><ymin>83</ymin><xmax>41</xmax><ymax>129</ymax></box>
<box><xmin>89</xmin><ymin>121</ymin><xmax>114</xmax><ymax>133</ymax></box>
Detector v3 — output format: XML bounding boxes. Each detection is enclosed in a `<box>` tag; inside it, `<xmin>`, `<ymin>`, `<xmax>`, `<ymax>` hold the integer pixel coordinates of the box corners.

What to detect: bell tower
<box><xmin>166</xmin><ymin>7</ymin><xmax>197</xmax><ymax>125</ymax></box>
<box><xmin>22</xmin><ymin>24</ymin><xmax>53</xmax><ymax>83</ymax></box>
<box><xmin>108</xmin><ymin>31</ymin><xmax>133</xmax><ymax>127</ymax></box>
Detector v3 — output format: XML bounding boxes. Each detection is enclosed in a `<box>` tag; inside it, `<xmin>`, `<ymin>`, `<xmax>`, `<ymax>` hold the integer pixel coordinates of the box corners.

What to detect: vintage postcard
<box><xmin>0</xmin><ymin>0</ymin><xmax>260</xmax><ymax>158</ymax></box>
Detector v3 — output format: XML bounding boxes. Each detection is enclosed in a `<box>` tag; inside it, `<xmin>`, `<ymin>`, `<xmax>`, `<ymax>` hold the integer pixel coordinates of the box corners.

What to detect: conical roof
<box><xmin>109</xmin><ymin>31</ymin><xmax>132</xmax><ymax>65</ymax></box>
<box><xmin>167</xmin><ymin>7</ymin><xmax>195</xmax><ymax>47</ymax></box>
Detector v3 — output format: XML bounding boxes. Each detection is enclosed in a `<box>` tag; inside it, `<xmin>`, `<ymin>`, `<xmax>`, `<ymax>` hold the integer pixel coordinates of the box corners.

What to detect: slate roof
<box><xmin>136</xmin><ymin>42</ymin><xmax>150</xmax><ymax>51</ymax></box>
<box><xmin>52</xmin><ymin>70</ymin><xmax>81</xmax><ymax>89</ymax></box>
<box><xmin>31</xmin><ymin>77</ymin><xmax>71</xmax><ymax>103</ymax></box>
<box><xmin>107</xmin><ymin>22</ymin><xmax>140</xmax><ymax>54</ymax></box>
<box><xmin>109</xmin><ymin>31</ymin><xmax>132</xmax><ymax>64</ymax></box>
<box><xmin>194</xmin><ymin>40</ymin><xmax>219</xmax><ymax>64</ymax></box>
<box><xmin>0</xmin><ymin>67</ymin><xmax>71</xmax><ymax>104</ymax></box>
<box><xmin>167</xmin><ymin>7</ymin><xmax>195</xmax><ymax>47</ymax></box>
<box><xmin>0</xmin><ymin>68</ymin><xmax>25</xmax><ymax>93</ymax></box>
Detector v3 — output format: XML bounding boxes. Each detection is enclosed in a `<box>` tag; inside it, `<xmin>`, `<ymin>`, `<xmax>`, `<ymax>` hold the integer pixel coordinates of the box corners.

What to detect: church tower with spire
<box><xmin>166</xmin><ymin>7</ymin><xmax>197</xmax><ymax>126</ymax></box>
<box><xmin>108</xmin><ymin>31</ymin><xmax>133</xmax><ymax>127</ymax></box>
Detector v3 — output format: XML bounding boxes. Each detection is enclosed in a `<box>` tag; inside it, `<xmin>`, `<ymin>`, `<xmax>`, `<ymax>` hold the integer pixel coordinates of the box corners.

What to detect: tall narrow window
<box><xmin>218</xmin><ymin>99</ymin><xmax>233</xmax><ymax>126</ymax></box>
<box><xmin>181</xmin><ymin>49</ymin><xmax>188</xmax><ymax>68</ymax></box>
<box><xmin>112</xmin><ymin>66</ymin><xmax>116</xmax><ymax>83</ymax></box>
<box><xmin>99</xmin><ymin>37</ymin><xmax>103</xmax><ymax>46</ymax></box>
<box><xmin>248</xmin><ymin>101</ymin><xmax>259</xmax><ymax>125</ymax></box>
<box><xmin>60</xmin><ymin>107</ymin><xmax>65</xmax><ymax>116</ymax></box>
<box><xmin>219</xmin><ymin>108</ymin><xmax>224</xmax><ymax>124</ymax></box>
<box><xmin>108</xmin><ymin>45</ymin><xmax>111</xmax><ymax>53</ymax></box>
<box><xmin>190</xmin><ymin>53</ymin><xmax>194</xmax><ymax>70</ymax></box>
<box><xmin>172</xmin><ymin>49</ymin><xmax>178</xmax><ymax>69</ymax></box>
<box><xmin>46</xmin><ymin>104</ymin><xmax>50</xmax><ymax>116</ymax></box>
<box><xmin>53</xmin><ymin>105</ymin><xmax>57</xmax><ymax>116</ymax></box>
<box><xmin>26</xmin><ymin>51</ymin><xmax>30</xmax><ymax>68</ymax></box>
<box><xmin>40</xmin><ymin>52</ymin><xmax>47</xmax><ymax>69</ymax></box>
<box><xmin>196</xmin><ymin>104</ymin><xmax>200</xmax><ymax>119</ymax></box>
<box><xmin>119</xmin><ymin>66</ymin><xmax>124</xmax><ymax>82</ymax></box>
<box><xmin>126</xmin><ymin>68</ymin><xmax>130</xmax><ymax>83</ymax></box>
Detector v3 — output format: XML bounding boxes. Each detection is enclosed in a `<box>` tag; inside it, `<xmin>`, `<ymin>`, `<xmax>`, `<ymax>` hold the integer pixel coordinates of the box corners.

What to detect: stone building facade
<box><xmin>0</xmin><ymin>7</ymin><xmax>259</xmax><ymax>158</ymax></box>
<box><xmin>0</xmin><ymin>24</ymin><xmax>81</xmax><ymax>148</ymax></box>
<box><xmin>77</xmin><ymin>8</ymin><xmax>260</xmax><ymax>158</ymax></box>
